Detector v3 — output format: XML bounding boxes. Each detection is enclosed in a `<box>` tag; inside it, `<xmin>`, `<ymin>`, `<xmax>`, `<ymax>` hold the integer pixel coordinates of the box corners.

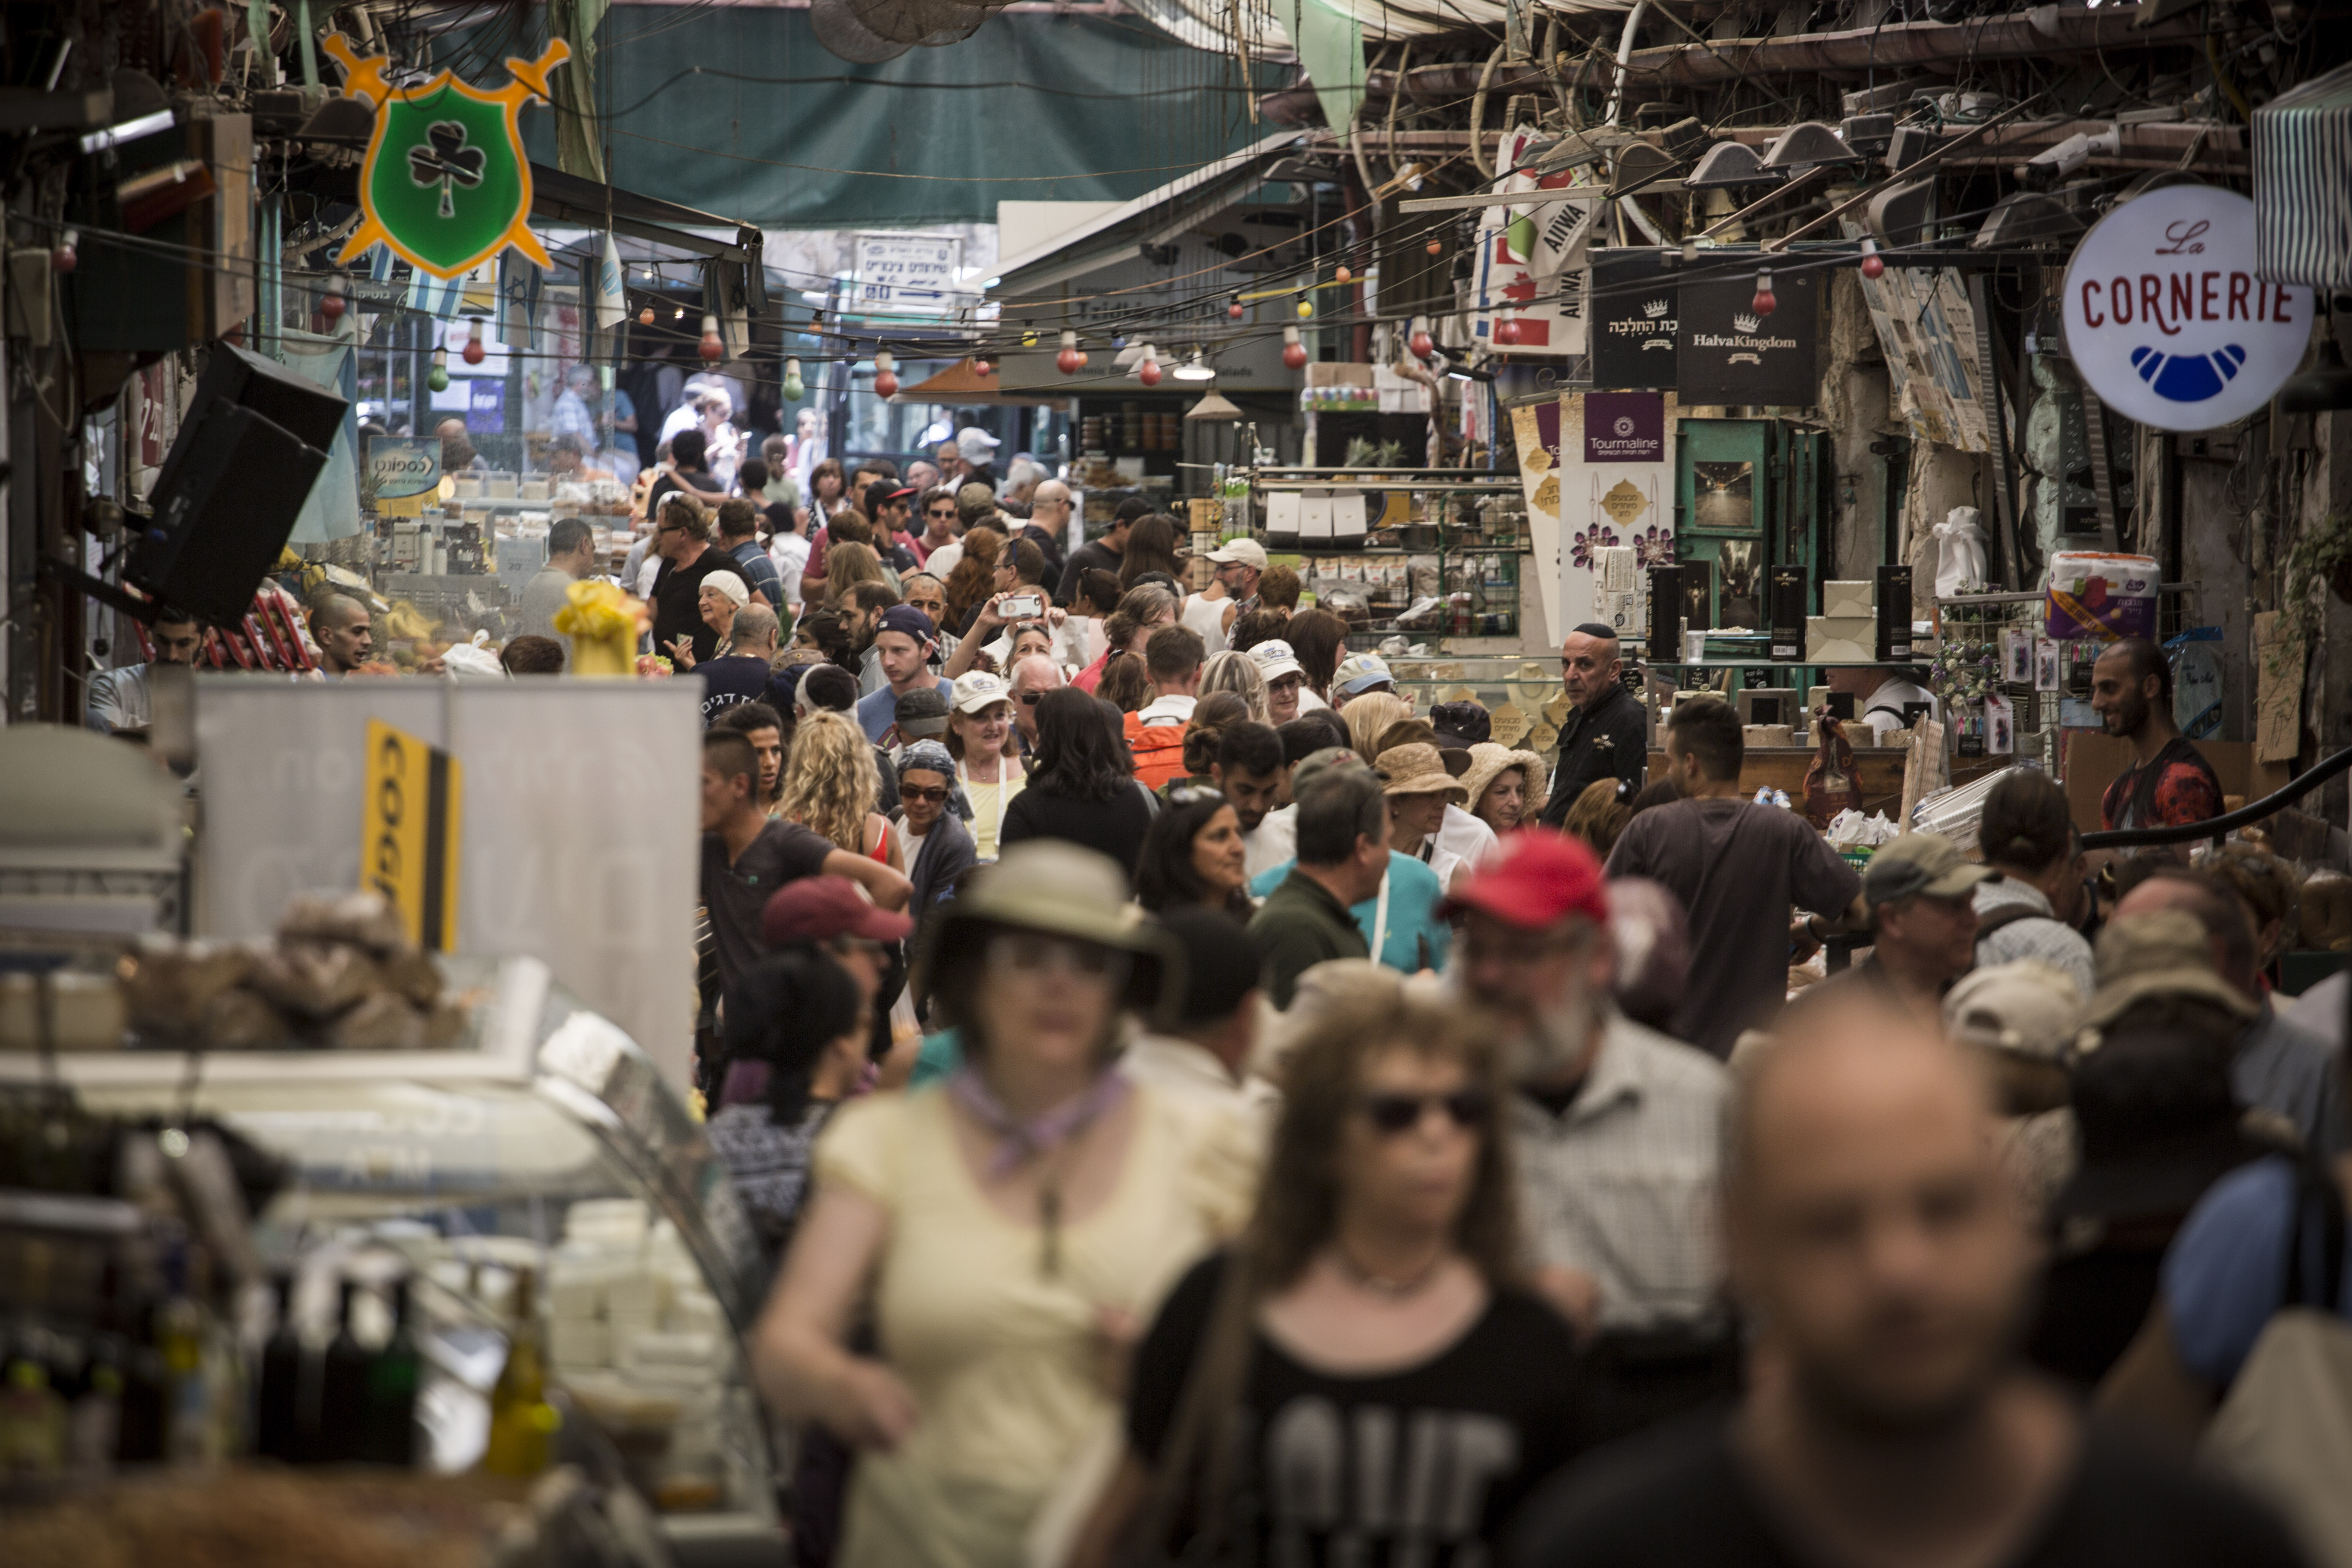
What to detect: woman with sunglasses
<box><xmin>1070</xmin><ymin>989</ymin><xmax>1582</xmax><ymax>1568</ymax></box>
<box><xmin>893</xmin><ymin>740</ymin><xmax>974</xmax><ymax>916</ymax></box>
<box><xmin>755</xmin><ymin>842</ymin><xmax>1259</xmax><ymax>1568</ymax></box>
<box><xmin>1134</xmin><ymin>784</ymin><xmax>1253</xmax><ymax>922</ymax></box>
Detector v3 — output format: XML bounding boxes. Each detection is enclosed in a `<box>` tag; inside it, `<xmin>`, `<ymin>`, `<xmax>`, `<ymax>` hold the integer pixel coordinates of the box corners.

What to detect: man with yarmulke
<box><xmin>1539</xmin><ymin>623</ymin><xmax>1647</xmax><ymax>829</ymax></box>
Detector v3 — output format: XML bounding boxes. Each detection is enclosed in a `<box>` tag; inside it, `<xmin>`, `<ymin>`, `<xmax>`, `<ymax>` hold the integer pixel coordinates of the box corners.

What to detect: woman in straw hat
<box><xmin>754</xmin><ymin>841</ymin><xmax>1259</xmax><ymax>1568</ymax></box>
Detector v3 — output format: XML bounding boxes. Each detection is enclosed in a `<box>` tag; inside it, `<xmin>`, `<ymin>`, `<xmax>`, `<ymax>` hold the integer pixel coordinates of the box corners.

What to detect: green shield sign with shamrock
<box><xmin>325</xmin><ymin>33</ymin><xmax>568</xmax><ymax>281</ymax></box>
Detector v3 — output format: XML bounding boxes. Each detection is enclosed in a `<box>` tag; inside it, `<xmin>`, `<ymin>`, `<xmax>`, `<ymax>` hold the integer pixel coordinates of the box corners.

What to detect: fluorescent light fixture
<box><xmin>1172</xmin><ymin>350</ymin><xmax>1216</xmax><ymax>381</ymax></box>
<box><xmin>80</xmin><ymin>108</ymin><xmax>174</xmax><ymax>153</ymax></box>
<box><xmin>983</xmin><ymin>276</ymin><xmax>1002</xmax><ymax>289</ymax></box>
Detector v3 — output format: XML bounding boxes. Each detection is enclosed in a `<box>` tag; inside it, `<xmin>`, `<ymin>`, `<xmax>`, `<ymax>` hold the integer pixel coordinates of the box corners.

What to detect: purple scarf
<box><xmin>948</xmin><ymin>1066</ymin><xmax>1131</xmax><ymax>1177</ymax></box>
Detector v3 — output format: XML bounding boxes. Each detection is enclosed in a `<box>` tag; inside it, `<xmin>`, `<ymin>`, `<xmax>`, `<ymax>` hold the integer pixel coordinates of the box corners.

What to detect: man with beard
<box><xmin>1209</xmin><ymin>720</ymin><xmax>1290</xmax><ymax>878</ymax></box>
<box><xmin>2092</xmin><ymin>636</ymin><xmax>2221</xmax><ymax>833</ymax></box>
<box><xmin>1512</xmin><ymin>992</ymin><xmax>2306</xmax><ymax>1568</ymax></box>
<box><xmin>1445</xmin><ymin>833</ymin><xmax>1731</xmax><ymax>1350</ymax></box>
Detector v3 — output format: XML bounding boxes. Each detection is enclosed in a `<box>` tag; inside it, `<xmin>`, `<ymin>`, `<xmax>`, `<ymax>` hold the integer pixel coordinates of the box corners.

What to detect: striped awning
<box><xmin>2255</xmin><ymin>58</ymin><xmax>2352</xmax><ymax>288</ymax></box>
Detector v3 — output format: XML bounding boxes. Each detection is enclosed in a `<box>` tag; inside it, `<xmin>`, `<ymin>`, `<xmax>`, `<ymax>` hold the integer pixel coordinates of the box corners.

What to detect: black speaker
<box><xmin>1876</xmin><ymin>564</ymin><xmax>1914</xmax><ymax>661</ymax></box>
<box><xmin>130</xmin><ymin>342</ymin><xmax>347</xmax><ymax>625</ymax></box>
<box><xmin>1769</xmin><ymin>564</ymin><xmax>1807</xmax><ymax>661</ymax></box>
<box><xmin>1647</xmin><ymin>566</ymin><xmax>1682</xmax><ymax>663</ymax></box>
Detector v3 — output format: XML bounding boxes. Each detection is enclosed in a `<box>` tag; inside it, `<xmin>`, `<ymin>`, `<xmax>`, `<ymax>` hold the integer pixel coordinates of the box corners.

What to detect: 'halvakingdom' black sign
<box><xmin>1676</xmin><ymin>265</ymin><xmax>1818</xmax><ymax>407</ymax></box>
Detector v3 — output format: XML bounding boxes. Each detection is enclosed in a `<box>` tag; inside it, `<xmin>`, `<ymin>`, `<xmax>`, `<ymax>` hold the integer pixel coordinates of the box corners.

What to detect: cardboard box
<box><xmin>2059</xmin><ymin>732</ymin><xmax>2292</xmax><ymax>834</ymax></box>
<box><xmin>1806</xmin><ymin>615</ymin><xmax>1876</xmax><ymax>663</ymax></box>
<box><xmin>1823</xmin><ymin>580</ymin><xmax>1874</xmax><ymax>618</ymax></box>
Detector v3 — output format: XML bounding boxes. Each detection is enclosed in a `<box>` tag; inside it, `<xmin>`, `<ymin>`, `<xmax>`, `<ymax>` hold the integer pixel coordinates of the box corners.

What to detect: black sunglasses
<box><xmin>902</xmin><ymin>784</ymin><xmax>950</xmax><ymax>803</ymax></box>
<box><xmin>1359</xmin><ymin>1090</ymin><xmax>1492</xmax><ymax>1135</ymax></box>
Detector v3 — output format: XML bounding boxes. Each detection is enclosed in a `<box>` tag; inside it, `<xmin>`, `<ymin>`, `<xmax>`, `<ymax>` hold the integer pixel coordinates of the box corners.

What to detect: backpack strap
<box><xmin>1973</xmin><ymin>904</ymin><xmax>2044</xmax><ymax>942</ymax></box>
<box><xmin>2284</xmin><ymin>1151</ymin><xmax>2347</xmax><ymax>1314</ymax></box>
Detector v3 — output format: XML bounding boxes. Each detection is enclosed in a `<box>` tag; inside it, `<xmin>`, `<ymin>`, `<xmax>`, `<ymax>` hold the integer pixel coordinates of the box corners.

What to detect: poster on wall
<box><xmin>1511</xmin><ymin>401</ymin><xmax>1564</xmax><ymax>533</ymax></box>
<box><xmin>1678</xmin><ymin>267</ymin><xmax>1819</xmax><ymax>406</ymax></box>
<box><xmin>1589</xmin><ymin>250</ymin><xmax>1679</xmax><ymax>389</ymax></box>
<box><xmin>1473</xmin><ymin>138</ymin><xmax>1603</xmax><ymax>357</ymax></box>
<box><xmin>1552</xmin><ymin>392</ymin><xmax>1678</xmax><ymax>641</ymax></box>
<box><xmin>1843</xmin><ymin>218</ymin><xmax>1991</xmax><ymax>451</ymax></box>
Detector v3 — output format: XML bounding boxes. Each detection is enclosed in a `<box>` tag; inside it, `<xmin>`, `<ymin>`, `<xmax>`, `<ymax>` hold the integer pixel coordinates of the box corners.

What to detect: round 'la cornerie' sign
<box><xmin>2061</xmin><ymin>185</ymin><xmax>2311</xmax><ymax>431</ymax></box>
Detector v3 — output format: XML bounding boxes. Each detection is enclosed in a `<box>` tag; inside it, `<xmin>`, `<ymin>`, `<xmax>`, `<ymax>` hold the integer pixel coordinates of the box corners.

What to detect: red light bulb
<box><xmin>462</xmin><ymin>319</ymin><xmax>486</xmax><ymax>365</ymax></box>
<box><xmin>51</xmin><ymin>230</ymin><xmax>76</xmax><ymax>273</ymax></box>
<box><xmin>320</xmin><ymin>291</ymin><xmax>345</xmax><ymax>322</ymax></box>
<box><xmin>1055</xmin><ymin>329</ymin><xmax>1084</xmax><ymax>375</ymax></box>
<box><xmin>699</xmin><ymin>313</ymin><xmax>724</xmax><ymax>362</ymax></box>
<box><xmin>1425</xmin><ymin>238</ymin><xmax>1442</xmax><ymax>255</ymax></box>
<box><xmin>638</xmin><ymin>304</ymin><xmax>655</xmax><ymax>325</ymax></box>
<box><xmin>1409</xmin><ymin>325</ymin><xmax>1434</xmax><ymax>360</ymax></box>
<box><xmin>875</xmin><ymin>369</ymin><xmax>900</xmax><ymax>398</ymax></box>
<box><xmin>1751</xmin><ymin>268</ymin><xmax>1776</xmax><ymax>317</ymax></box>
<box><xmin>974</xmin><ymin>356</ymin><xmax>994</xmax><ymax>376</ymax></box>
<box><xmin>1493</xmin><ymin>314</ymin><xmax>1522</xmax><ymax>346</ymax></box>
<box><xmin>1228</xmin><ymin>298</ymin><xmax>1245</xmax><ymax>320</ymax></box>
<box><xmin>1335</xmin><ymin>264</ymin><xmax>1352</xmax><ymax>283</ymax></box>
<box><xmin>1859</xmin><ymin>240</ymin><xmax>1884</xmax><ymax>280</ymax></box>
<box><xmin>1281</xmin><ymin>325</ymin><xmax>1308</xmax><ymax>371</ymax></box>
<box><xmin>1139</xmin><ymin>360</ymin><xmax>1162</xmax><ymax>387</ymax></box>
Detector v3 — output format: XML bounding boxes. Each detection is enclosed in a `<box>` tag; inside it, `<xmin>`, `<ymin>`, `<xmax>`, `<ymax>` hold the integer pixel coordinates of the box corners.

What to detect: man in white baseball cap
<box><xmin>956</xmin><ymin>426</ymin><xmax>1001</xmax><ymax>489</ymax></box>
<box><xmin>1176</xmin><ymin>536</ymin><xmax>1270</xmax><ymax>653</ymax></box>
<box><xmin>1249</xmin><ymin>637</ymin><xmax>1315</xmax><ymax>723</ymax></box>
<box><xmin>1180</xmin><ymin>537</ymin><xmax>1267</xmax><ymax>657</ymax></box>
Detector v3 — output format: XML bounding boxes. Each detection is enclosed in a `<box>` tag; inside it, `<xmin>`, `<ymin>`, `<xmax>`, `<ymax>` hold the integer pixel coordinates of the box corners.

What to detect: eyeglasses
<box><xmin>1018</xmin><ymin>691</ymin><xmax>1045</xmax><ymax>705</ymax></box>
<box><xmin>1359</xmin><ymin>1089</ymin><xmax>1492</xmax><ymax>1135</ymax></box>
<box><xmin>987</xmin><ymin>931</ymin><xmax>1128</xmax><ymax>983</ymax></box>
<box><xmin>927</xmin><ymin>507</ymin><xmax>957</xmax><ymax>519</ymax></box>
<box><xmin>902</xmin><ymin>785</ymin><xmax>950</xmax><ymax>803</ymax></box>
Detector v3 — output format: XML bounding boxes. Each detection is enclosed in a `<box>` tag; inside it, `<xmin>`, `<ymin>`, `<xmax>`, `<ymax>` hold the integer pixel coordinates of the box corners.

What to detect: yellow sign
<box><xmin>360</xmin><ymin>719</ymin><xmax>463</xmax><ymax>951</ymax></box>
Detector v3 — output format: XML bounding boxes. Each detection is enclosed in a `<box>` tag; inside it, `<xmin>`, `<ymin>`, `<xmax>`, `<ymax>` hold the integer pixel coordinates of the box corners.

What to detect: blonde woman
<box><xmin>1198</xmin><ymin>648</ymin><xmax>1269</xmax><ymax>723</ymax></box>
<box><xmin>777</xmin><ymin>709</ymin><xmax>902</xmax><ymax>871</ymax></box>
<box><xmin>946</xmin><ymin>671</ymin><xmax>1026</xmax><ymax>861</ymax></box>
<box><xmin>1342</xmin><ymin>691</ymin><xmax>1412</xmax><ymax>763</ymax></box>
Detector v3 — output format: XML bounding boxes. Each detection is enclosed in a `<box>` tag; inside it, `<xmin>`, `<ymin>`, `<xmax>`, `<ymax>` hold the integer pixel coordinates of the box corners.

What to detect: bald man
<box><xmin>1540</xmin><ymin>623</ymin><xmax>1646</xmax><ymax>829</ymax></box>
<box><xmin>310</xmin><ymin>594</ymin><xmax>374</xmax><ymax>676</ymax></box>
<box><xmin>1513</xmin><ymin>993</ymin><xmax>2309</xmax><ymax>1568</ymax></box>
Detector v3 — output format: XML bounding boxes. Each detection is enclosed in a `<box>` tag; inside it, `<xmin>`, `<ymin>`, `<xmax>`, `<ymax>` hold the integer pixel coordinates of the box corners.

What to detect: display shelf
<box><xmin>1644</xmin><ymin>659</ymin><xmax>1930</xmax><ymax>670</ymax></box>
<box><xmin>0</xmin><ymin>955</ymin><xmax>550</xmax><ymax>1089</ymax></box>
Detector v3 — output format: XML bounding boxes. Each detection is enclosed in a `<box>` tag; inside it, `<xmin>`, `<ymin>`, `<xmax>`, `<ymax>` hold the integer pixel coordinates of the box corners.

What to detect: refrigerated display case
<box><xmin>4</xmin><ymin>955</ymin><xmax>779</xmax><ymax>1567</ymax></box>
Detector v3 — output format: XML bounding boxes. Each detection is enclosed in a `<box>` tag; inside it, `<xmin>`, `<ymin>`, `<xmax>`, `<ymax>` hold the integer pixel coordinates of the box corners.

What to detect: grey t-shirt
<box><xmin>1605</xmin><ymin>797</ymin><xmax>1862</xmax><ymax>1058</ymax></box>
<box><xmin>520</xmin><ymin>566</ymin><xmax>575</xmax><ymax>642</ymax></box>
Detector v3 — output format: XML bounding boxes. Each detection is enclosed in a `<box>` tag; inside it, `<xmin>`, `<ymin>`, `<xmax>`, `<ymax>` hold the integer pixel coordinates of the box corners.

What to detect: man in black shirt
<box><xmin>698</xmin><ymin>731</ymin><xmax>910</xmax><ymax>1003</ymax></box>
<box><xmin>1054</xmin><ymin>493</ymin><xmax>1147</xmax><ymax>604</ymax></box>
<box><xmin>649</xmin><ymin>492</ymin><xmax>750</xmax><ymax>667</ymax></box>
<box><xmin>1540</xmin><ymin>624</ymin><xmax>1647</xmax><ymax>829</ymax></box>
<box><xmin>1510</xmin><ymin>992</ymin><xmax>2308</xmax><ymax>1568</ymax></box>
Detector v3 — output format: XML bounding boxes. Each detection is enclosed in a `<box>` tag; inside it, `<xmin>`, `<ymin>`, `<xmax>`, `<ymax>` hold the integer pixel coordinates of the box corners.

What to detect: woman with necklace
<box><xmin>946</xmin><ymin>670</ymin><xmax>1025</xmax><ymax>862</ymax></box>
<box><xmin>1070</xmin><ymin>988</ymin><xmax>1584</xmax><ymax>1568</ymax></box>
<box><xmin>754</xmin><ymin>841</ymin><xmax>1259</xmax><ymax>1568</ymax></box>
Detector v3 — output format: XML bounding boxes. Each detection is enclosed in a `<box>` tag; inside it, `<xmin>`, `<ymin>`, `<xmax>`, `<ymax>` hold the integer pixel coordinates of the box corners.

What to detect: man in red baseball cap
<box><xmin>1445</xmin><ymin>834</ymin><xmax>1732</xmax><ymax>1412</ymax></box>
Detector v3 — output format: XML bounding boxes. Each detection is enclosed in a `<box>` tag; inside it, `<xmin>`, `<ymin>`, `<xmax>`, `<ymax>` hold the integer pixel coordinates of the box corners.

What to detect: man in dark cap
<box><xmin>853</xmin><ymin>605</ymin><xmax>953</xmax><ymax>743</ymax></box>
<box><xmin>1540</xmin><ymin>623</ymin><xmax>1647</xmax><ymax>829</ymax></box>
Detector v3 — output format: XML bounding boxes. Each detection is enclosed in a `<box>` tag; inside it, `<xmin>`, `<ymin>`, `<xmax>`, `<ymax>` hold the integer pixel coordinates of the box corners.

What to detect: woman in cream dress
<box><xmin>755</xmin><ymin>840</ymin><xmax>1258</xmax><ymax>1568</ymax></box>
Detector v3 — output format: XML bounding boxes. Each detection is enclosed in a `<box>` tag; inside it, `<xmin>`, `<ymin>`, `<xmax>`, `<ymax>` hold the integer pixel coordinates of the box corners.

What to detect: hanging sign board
<box><xmin>1590</xmin><ymin>250</ymin><xmax>1680</xmax><ymax>389</ymax></box>
<box><xmin>1471</xmin><ymin>128</ymin><xmax>1598</xmax><ymax>356</ymax></box>
<box><xmin>853</xmin><ymin>233</ymin><xmax>965</xmax><ymax>316</ymax></box>
<box><xmin>360</xmin><ymin>718</ymin><xmax>463</xmax><ymax>951</ymax></box>
<box><xmin>1584</xmin><ymin>392</ymin><xmax>1665</xmax><ymax>463</ymax></box>
<box><xmin>325</xmin><ymin>33</ymin><xmax>567</xmax><ymax>281</ymax></box>
<box><xmin>1679</xmin><ymin>268</ymin><xmax>1820</xmax><ymax>406</ymax></box>
<box><xmin>2061</xmin><ymin>185</ymin><xmax>2312</xmax><ymax>430</ymax></box>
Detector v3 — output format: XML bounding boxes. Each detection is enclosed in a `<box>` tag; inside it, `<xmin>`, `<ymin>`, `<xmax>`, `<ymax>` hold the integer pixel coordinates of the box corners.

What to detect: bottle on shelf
<box><xmin>254</xmin><ymin>1274</ymin><xmax>303</xmax><ymax>1463</ymax></box>
<box><xmin>318</xmin><ymin>1279</ymin><xmax>370</xmax><ymax>1465</ymax></box>
<box><xmin>480</xmin><ymin>1267</ymin><xmax>557</xmax><ymax>1478</ymax></box>
<box><xmin>0</xmin><ymin>1323</ymin><xmax>66</xmax><ymax>1474</ymax></box>
<box><xmin>362</xmin><ymin>1277</ymin><xmax>420</xmax><ymax>1468</ymax></box>
<box><xmin>157</xmin><ymin>1246</ymin><xmax>213</xmax><ymax>1467</ymax></box>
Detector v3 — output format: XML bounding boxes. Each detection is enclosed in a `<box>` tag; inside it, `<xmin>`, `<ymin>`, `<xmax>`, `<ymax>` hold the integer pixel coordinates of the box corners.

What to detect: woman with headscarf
<box><xmin>893</xmin><ymin>739</ymin><xmax>976</xmax><ymax>916</ymax></box>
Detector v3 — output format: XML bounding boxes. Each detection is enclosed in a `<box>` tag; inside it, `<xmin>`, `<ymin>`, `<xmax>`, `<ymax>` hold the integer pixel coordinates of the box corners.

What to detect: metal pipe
<box><xmin>1604</xmin><ymin>0</ymin><xmax>1646</xmax><ymax>128</ymax></box>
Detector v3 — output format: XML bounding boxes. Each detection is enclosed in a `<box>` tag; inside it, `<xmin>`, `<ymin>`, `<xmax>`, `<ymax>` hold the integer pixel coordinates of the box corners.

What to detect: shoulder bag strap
<box><xmin>1134</xmin><ymin>1253</ymin><xmax>1258</xmax><ymax>1564</ymax></box>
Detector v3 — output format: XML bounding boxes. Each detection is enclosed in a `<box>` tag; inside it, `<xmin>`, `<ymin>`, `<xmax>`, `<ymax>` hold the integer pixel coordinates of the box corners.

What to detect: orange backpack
<box><xmin>1123</xmin><ymin>713</ymin><xmax>1190</xmax><ymax>790</ymax></box>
